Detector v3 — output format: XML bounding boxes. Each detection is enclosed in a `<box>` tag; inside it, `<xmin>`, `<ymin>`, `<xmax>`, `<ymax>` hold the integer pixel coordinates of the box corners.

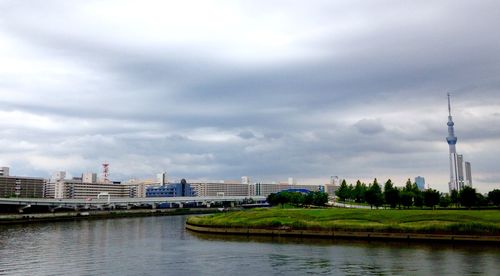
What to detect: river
<box><xmin>0</xmin><ymin>215</ymin><xmax>498</xmax><ymax>275</ymax></box>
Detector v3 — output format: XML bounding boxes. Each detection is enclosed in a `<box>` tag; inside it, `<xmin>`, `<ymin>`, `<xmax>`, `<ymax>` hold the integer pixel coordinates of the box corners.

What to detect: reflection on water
<box><xmin>191</xmin><ymin>230</ymin><xmax>499</xmax><ymax>252</ymax></box>
<box><xmin>0</xmin><ymin>216</ymin><xmax>498</xmax><ymax>275</ymax></box>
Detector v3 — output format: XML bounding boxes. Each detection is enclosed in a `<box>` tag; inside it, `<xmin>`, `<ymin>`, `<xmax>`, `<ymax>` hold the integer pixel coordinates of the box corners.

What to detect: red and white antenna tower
<box><xmin>102</xmin><ymin>161</ymin><xmax>110</xmax><ymax>183</ymax></box>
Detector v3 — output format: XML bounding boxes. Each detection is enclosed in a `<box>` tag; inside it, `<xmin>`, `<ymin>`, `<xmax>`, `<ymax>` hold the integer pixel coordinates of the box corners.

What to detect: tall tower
<box><xmin>446</xmin><ymin>93</ymin><xmax>459</xmax><ymax>193</ymax></box>
<box><xmin>102</xmin><ymin>162</ymin><xmax>110</xmax><ymax>183</ymax></box>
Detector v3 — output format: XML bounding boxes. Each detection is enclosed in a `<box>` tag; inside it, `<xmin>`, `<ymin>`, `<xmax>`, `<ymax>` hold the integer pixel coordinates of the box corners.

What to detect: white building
<box><xmin>0</xmin><ymin>167</ymin><xmax>10</xmax><ymax>177</ymax></box>
<box><xmin>53</xmin><ymin>179</ymin><xmax>133</xmax><ymax>199</ymax></box>
<box><xmin>190</xmin><ymin>181</ymin><xmax>253</xmax><ymax>197</ymax></box>
<box><xmin>46</xmin><ymin>171</ymin><xmax>133</xmax><ymax>199</ymax></box>
<box><xmin>124</xmin><ymin>178</ymin><xmax>157</xmax><ymax>198</ymax></box>
<box><xmin>82</xmin><ymin>172</ymin><xmax>97</xmax><ymax>184</ymax></box>
<box><xmin>241</xmin><ymin>176</ymin><xmax>251</xmax><ymax>185</ymax></box>
<box><xmin>465</xmin><ymin>162</ymin><xmax>472</xmax><ymax>187</ymax></box>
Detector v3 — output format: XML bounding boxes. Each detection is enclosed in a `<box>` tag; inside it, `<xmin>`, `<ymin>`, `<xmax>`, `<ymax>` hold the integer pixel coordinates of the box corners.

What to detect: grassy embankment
<box><xmin>187</xmin><ymin>208</ymin><xmax>500</xmax><ymax>235</ymax></box>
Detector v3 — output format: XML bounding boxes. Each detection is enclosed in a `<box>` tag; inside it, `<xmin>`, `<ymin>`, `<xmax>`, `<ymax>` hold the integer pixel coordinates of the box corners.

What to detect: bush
<box><xmin>488</xmin><ymin>189</ymin><xmax>500</xmax><ymax>206</ymax></box>
<box><xmin>266</xmin><ymin>191</ymin><xmax>329</xmax><ymax>207</ymax></box>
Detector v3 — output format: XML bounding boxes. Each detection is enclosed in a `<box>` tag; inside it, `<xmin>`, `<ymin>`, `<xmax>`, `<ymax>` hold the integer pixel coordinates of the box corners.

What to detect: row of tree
<box><xmin>266</xmin><ymin>191</ymin><xmax>329</xmax><ymax>207</ymax></box>
<box><xmin>335</xmin><ymin>178</ymin><xmax>500</xmax><ymax>209</ymax></box>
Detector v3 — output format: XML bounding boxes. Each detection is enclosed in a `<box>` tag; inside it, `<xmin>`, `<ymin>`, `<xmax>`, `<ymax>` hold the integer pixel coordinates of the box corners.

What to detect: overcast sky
<box><xmin>1</xmin><ymin>0</ymin><xmax>499</xmax><ymax>192</ymax></box>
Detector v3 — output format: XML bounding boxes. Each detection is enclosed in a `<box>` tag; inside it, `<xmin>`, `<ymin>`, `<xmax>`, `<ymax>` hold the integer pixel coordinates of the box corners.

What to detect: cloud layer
<box><xmin>0</xmin><ymin>0</ymin><xmax>499</xmax><ymax>192</ymax></box>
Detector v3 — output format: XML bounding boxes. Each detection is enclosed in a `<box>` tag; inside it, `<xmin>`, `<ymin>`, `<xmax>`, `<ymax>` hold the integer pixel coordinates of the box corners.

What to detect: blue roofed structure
<box><xmin>146</xmin><ymin>179</ymin><xmax>195</xmax><ymax>197</ymax></box>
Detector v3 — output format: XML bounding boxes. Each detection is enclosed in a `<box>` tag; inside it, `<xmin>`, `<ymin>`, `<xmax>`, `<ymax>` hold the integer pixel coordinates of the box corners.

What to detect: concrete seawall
<box><xmin>185</xmin><ymin>222</ymin><xmax>500</xmax><ymax>243</ymax></box>
<box><xmin>0</xmin><ymin>208</ymin><xmax>218</xmax><ymax>224</ymax></box>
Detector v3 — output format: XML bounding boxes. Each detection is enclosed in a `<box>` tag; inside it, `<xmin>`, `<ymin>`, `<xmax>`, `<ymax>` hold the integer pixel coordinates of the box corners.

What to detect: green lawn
<box><xmin>187</xmin><ymin>208</ymin><xmax>500</xmax><ymax>235</ymax></box>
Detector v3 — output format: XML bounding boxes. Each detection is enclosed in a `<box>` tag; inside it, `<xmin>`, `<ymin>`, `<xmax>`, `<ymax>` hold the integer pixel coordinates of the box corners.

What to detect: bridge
<box><xmin>0</xmin><ymin>196</ymin><xmax>267</xmax><ymax>213</ymax></box>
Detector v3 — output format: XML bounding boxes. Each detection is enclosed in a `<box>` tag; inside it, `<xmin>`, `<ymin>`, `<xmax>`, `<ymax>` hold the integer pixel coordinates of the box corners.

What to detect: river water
<box><xmin>0</xmin><ymin>215</ymin><xmax>498</xmax><ymax>275</ymax></box>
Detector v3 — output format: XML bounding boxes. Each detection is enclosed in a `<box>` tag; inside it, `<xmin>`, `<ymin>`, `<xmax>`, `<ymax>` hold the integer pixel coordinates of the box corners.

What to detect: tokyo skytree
<box><xmin>446</xmin><ymin>93</ymin><xmax>460</xmax><ymax>192</ymax></box>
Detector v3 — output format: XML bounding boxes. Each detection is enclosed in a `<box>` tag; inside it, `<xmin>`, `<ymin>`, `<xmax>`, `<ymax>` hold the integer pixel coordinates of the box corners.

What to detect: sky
<box><xmin>0</xmin><ymin>0</ymin><xmax>499</xmax><ymax>193</ymax></box>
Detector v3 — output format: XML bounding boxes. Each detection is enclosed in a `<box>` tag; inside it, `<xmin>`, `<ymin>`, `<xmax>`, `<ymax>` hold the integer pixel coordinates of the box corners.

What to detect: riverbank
<box><xmin>0</xmin><ymin>208</ymin><xmax>219</xmax><ymax>225</ymax></box>
<box><xmin>186</xmin><ymin>208</ymin><xmax>500</xmax><ymax>243</ymax></box>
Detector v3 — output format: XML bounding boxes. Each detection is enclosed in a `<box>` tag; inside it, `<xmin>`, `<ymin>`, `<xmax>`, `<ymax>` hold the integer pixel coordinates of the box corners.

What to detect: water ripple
<box><xmin>0</xmin><ymin>216</ymin><xmax>498</xmax><ymax>275</ymax></box>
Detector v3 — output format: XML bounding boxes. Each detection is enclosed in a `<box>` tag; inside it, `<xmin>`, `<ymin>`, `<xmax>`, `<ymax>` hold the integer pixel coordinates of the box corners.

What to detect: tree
<box><xmin>488</xmin><ymin>189</ymin><xmax>500</xmax><ymax>206</ymax></box>
<box><xmin>385</xmin><ymin>188</ymin><xmax>400</xmax><ymax>209</ymax></box>
<box><xmin>423</xmin><ymin>189</ymin><xmax>440</xmax><ymax>209</ymax></box>
<box><xmin>439</xmin><ymin>194</ymin><xmax>450</xmax><ymax>207</ymax></box>
<box><xmin>335</xmin><ymin>180</ymin><xmax>349</xmax><ymax>202</ymax></box>
<box><xmin>364</xmin><ymin>188</ymin><xmax>376</xmax><ymax>208</ymax></box>
<box><xmin>400</xmin><ymin>191</ymin><xmax>413</xmax><ymax>209</ymax></box>
<box><xmin>289</xmin><ymin>192</ymin><xmax>304</xmax><ymax>207</ymax></box>
<box><xmin>276</xmin><ymin>191</ymin><xmax>290</xmax><ymax>207</ymax></box>
<box><xmin>347</xmin><ymin>184</ymin><xmax>354</xmax><ymax>201</ymax></box>
<box><xmin>303</xmin><ymin>192</ymin><xmax>314</xmax><ymax>206</ymax></box>
<box><xmin>384</xmin><ymin>179</ymin><xmax>399</xmax><ymax>208</ymax></box>
<box><xmin>365</xmin><ymin>180</ymin><xmax>383</xmax><ymax>209</ymax></box>
<box><xmin>353</xmin><ymin>180</ymin><xmax>366</xmax><ymax>203</ymax></box>
<box><xmin>312</xmin><ymin>191</ymin><xmax>329</xmax><ymax>206</ymax></box>
<box><xmin>450</xmin><ymin>189</ymin><xmax>459</xmax><ymax>207</ymax></box>
<box><xmin>383</xmin><ymin>179</ymin><xmax>393</xmax><ymax>194</ymax></box>
<box><xmin>404</xmin><ymin>178</ymin><xmax>413</xmax><ymax>191</ymax></box>
<box><xmin>411</xmin><ymin>182</ymin><xmax>420</xmax><ymax>193</ymax></box>
<box><xmin>459</xmin><ymin>186</ymin><xmax>477</xmax><ymax>208</ymax></box>
<box><xmin>476</xmin><ymin>193</ymin><xmax>488</xmax><ymax>207</ymax></box>
<box><xmin>402</xmin><ymin>178</ymin><xmax>422</xmax><ymax>208</ymax></box>
<box><xmin>413</xmin><ymin>191</ymin><xmax>424</xmax><ymax>208</ymax></box>
<box><xmin>266</xmin><ymin>193</ymin><xmax>278</xmax><ymax>206</ymax></box>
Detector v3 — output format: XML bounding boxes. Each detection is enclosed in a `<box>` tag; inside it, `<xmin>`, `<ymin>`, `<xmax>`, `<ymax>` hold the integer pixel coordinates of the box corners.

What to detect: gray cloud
<box><xmin>0</xmin><ymin>1</ymin><xmax>499</xmax><ymax>192</ymax></box>
<box><xmin>354</xmin><ymin>119</ymin><xmax>385</xmax><ymax>135</ymax></box>
<box><xmin>238</xmin><ymin>131</ymin><xmax>256</xmax><ymax>140</ymax></box>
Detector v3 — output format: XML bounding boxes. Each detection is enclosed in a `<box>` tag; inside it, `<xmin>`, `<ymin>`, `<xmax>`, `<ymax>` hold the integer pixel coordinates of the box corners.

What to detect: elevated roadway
<box><xmin>0</xmin><ymin>196</ymin><xmax>267</xmax><ymax>212</ymax></box>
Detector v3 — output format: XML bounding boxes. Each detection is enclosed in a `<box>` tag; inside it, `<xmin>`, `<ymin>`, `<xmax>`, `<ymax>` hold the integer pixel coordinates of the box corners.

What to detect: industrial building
<box><xmin>146</xmin><ymin>179</ymin><xmax>195</xmax><ymax>197</ymax></box>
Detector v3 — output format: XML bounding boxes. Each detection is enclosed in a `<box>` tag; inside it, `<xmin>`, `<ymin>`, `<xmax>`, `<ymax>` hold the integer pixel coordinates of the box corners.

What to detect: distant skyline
<box><xmin>1</xmin><ymin>1</ymin><xmax>500</xmax><ymax>193</ymax></box>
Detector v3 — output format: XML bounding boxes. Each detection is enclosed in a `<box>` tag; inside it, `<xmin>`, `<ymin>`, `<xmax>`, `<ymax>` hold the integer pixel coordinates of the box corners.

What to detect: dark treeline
<box><xmin>335</xmin><ymin>178</ymin><xmax>500</xmax><ymax>209</ymax></box>
<box><xmin>267</xmin><ymin>191</ymin><xmax>329</xmax><ymax>207</ymax></box>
